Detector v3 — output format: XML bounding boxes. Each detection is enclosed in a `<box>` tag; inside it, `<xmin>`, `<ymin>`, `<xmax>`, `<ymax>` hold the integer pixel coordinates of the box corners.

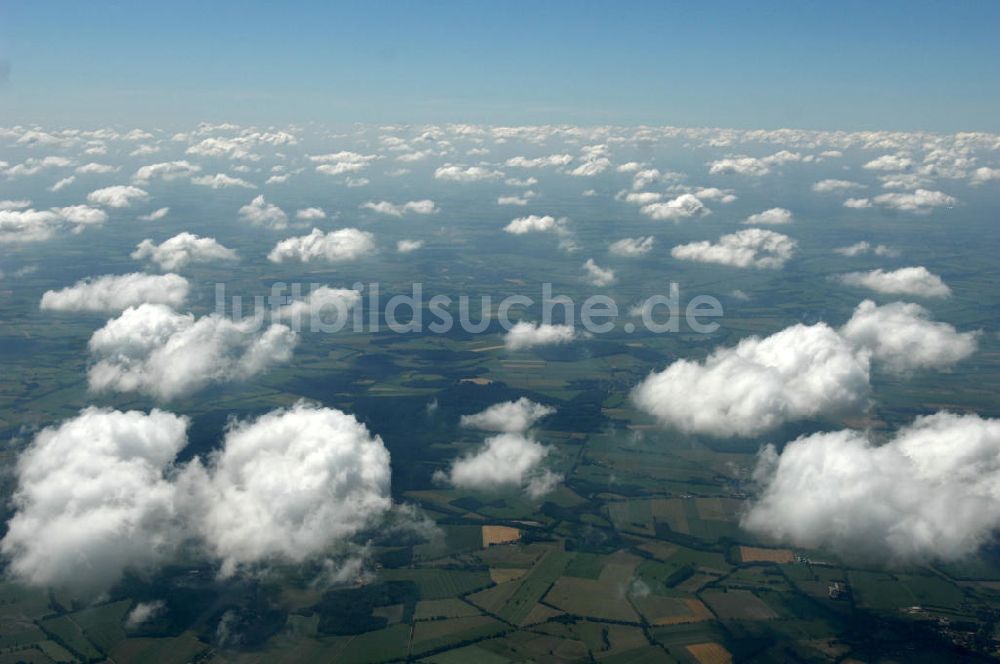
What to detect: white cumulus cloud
<box><xmin>640</xmin><ymin>194</ymin><xmax>709</xmax><ymax>221</ymax></box>
<box><xmin>267</xmin><ymin>227</ymin><xmax>376</xmax><ymax>263</ymax></box>
<box><xmin>609</xmin><ymin>236</ymin><xmax>654</xmax><ymax>257</ymax></box>
<box><xmin>87</xmin><ymin>185</ymin><xmax>150</xmax><ymax>208</ymax></box>
<box><xmin>40</xmin><ymin>273</ymin><xmax>189</xmax><ymax>312</ymax></box>
<box><xmin>180</xmin><ymin>402</ymin><xmax>391</xmax><ymax>577</ymax></box>
<box><xmin>840</xmin><ymin>299</ymin><xmax>978</xmax><ymax>374</ymax></box>
<box><xmin>837</xmin><ymin>266</ymin><xmax>951</xmax><ymax>298</ymax></box>
<box><xmin>743</xmin><ymin>412</ymin><xmax>1000</xmax><ymax>562</ymax></box>
<box><xmin>582</xmin><ymin>258</ymin><xmax>616</xmax><ymax>286</ymax></box>
<box><xmin>132</xmin><ymin>233</ymin><xmax>238</xmax><ymax>271</ymax></box>
<box><xmin>460</xmin><ymin>398</ymin><xmax>555</xmax><ymax>433</ymax></box>
<box><xmin>87</xmin><ymin>304</ymin><xmax>297</xmax><ymax>400</ymax></box>
<box><xmin>632</xmin><ymin>323</ymin><xmax>870</xmax><ymax>437</ymax></box>
<box><xmin>361</xmin><ymin>199</ymin><xmax>438</xmax><ymax>216</ymax></box>
<box><xmin>434</xmin><ymin>164</ymin><xmax>503</xmax><ymax>182</ymax></box>
<box><xmin>744</xmin><ymin>207</ymin><xmax>793</xmax><ymax>225</ymax></box>
<box><xmin>504</xmin><ymin>322</ymin><xmax>576</xmax><ymax>350</ymax></box>
<box><xmin>433</xmin><ymin>432</ymin><xmax>559</xmax><ymax>498</ymax></box>
<box><xmin>191</xmin><ymin>173</ymin><xmax>256</xmax><ymax>189</ymax></box>
<box><xmin>0</xmin><ymin>407</ymin><xmax>189</xmax><ymax>592</ymax></box>
<box><xmin>671</xmin><ymin>228</ymin><xmax>796</xmax><ymax>269</ymax></box>
<box><xmin>238</xmin><ymin>195</ymin><xmax>288</xmax><ymax>229</ymax></box>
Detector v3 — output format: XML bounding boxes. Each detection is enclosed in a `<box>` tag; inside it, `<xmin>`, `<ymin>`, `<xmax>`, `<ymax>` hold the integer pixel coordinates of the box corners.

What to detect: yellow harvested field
<box><xmin>739</xmin><ymin>546</ymin><xmax>795</xmax><ymax>564</ymax></box>
<box><xmin>489</xmin><ymin>568</ymin><xmax>527</xmax><ymax>584</ymax></box>
<box><xmin>482</xmin><ymin>525</ymin><xmax>521</xmax><ymax>548</ymax></box>
<box><xmin>686</xmin><ymin>642</ymin><xmax>733</xmax><ymax>664</ymax></box>
<box><xmin>649</xmin><ymin>598</ymin><xmax>714</xmax><ymax>626</ymax></box>
<box><xmin>459</xmin><ymin>377</ymin><xmax>493</xmax><ymax>385</ymax></box>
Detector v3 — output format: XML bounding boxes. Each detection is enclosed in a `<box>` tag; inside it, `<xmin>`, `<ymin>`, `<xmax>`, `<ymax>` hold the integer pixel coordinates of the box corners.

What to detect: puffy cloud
<box><xmin>622</xmin><ymin>191</ymin><xmax>661</xmax><ymax>205</ymax></box>
<box><xmin>40</xmin><ymin>273</ymin><xmax>189</xmax><ymax>312</ymax></box>
<box><xmin>0</xmin><ymin>204</ymin><xmax>108</xmax><ymax>243</ymax></box>
<box><xmin>130</xmin><ymin>144</ymin><xmax>160</xmax><ymax>157</ymax></box>
<box><xmin>631</xmin><ymin>168</ymin><xmax>667</xmax><ymax>190</ymax></box>
<box><xmin>708</xmin><ymin>156</ymin><xmax>770</xmax><ymax>176</ymax></box>
<box><xmin>708</xmin><ymin>150</ymin><xmax>801</xmax><ymax>177</ymax></box>
<box><xmin>843</xmin><ymin>197</ymin><xmax>873</xmax><ymax>209</ymax></box>
<box><xmin>743</xmin><ymin>412</ymin><xmax>1000</xmax><ymax>562</ymax></box>
<box><xmin>568</xmin><ymin>156</ymin><xmax>611</xmax><ymax>177</ymax></box>
<box><xmin>505</xmin><ymin>176</ymin><xmax>537</xmax><ymax>187</ymax></box>
<box><xmin>276</xmin><ymin>286</ymin><xmax>361</xmax><ymax>325</ymax></box>
<box><xmin>295</xmin><ymin>207</ymin><xmax>326</xmax><ymax>221</ymax></box>
<box><xmin>139</xmin><ymin>206</ymin><xmax>170</xmax><ymax>221</ymax></box>
<box><xmin>180</xmin><ymin>402</ymin><xmax>391</xmax><ymax>577</ymax></box>
<box><xmin>497</xmin><ymin>192</ymin><xmax>536</xmax><ymax>206</ymax></box>
<box><xmin>671</xmin><ymin>228</ymin><xmax>796</xmax><ymax>269</ymax></box>
<box><xmin>503</xmin><ymin>214</ymin><xmax>563</xmax><ymax>234</ymax></box>
<box><xmin>0</xmin><ymin>407</ymin><xmax>189</xmax><ymax>592</ymax></box>
<box><xmin>460</xmin><ymin>398</ymin><xmax>555</xmax><ymax>434</ymax></box>
<box><xmin>434</xmin><ymin>164</ymin><xmax>503</xmax><ymax>182</ymax></box>
<box><xmin>692</xmin><ymin>187</ymin><xmax>737</xmax><ymax>203</ymax></box>
<box><xmin>765</xmin><ymin>150</ymin><xmax>803</xmax><ymax>165</ymax></box>
<box><xmin>181</xmin><ymin>132</ymin><xmax>294</xmax><ymax>161</ymax></box>
<box><xmin>863</xmin><ymin>153</ymin><xmax>914</xmax><ymax>171</ymax></box>
<box><xmin>87</xmin><ymin>304</ymin><xmax>297</xmax><ymax>400</ymax></box>
<box><xmin>397</xmin><ymin>239</ymin><xmax>424</xmax><ymax>253</ymax></box>
<box><xmin>133</xmin><ymin>160</ymin><xmax>201</xmax><ymax>183</ymax></box>
<box><xmin>267</xmin><ymin>227</ymin><xmax>376</xmax><ymax>264</ymax></box>
<box><xmin>361</xmin><ymin>199</ymin><xmax>438</xmax><ymax>216</ymax></box>
<box><xmin>1</xmin><ymin>399</ymin><xmax>395</xmax><ymax>590</ymax></box>
<box><xmin>4</xmin><ymin>156</ymin><xmax>73</xmax><ymax>177</ymax></box>
<box><xmin>812</xmin><ymin>179</ymin><xmax>865</xmax><ymax>193</ymax></box>
<box><xmin>0</xmin><ymin>199</ymin><xmax>31</xmax><ymax>210</ymax></box>
<box><xmin>970</xmin><ymin>167</ymin><xmax>1000</xmax><ymax>185</ymax></box>
<box><xmin>744</xmin><ymin>207</ymin><xmax>793</xmax><ymax>225</ymax></box>
<box><xmin>879</xmin><ymin>173</ymin><xmax>932</xmax><ymax>190</ymax></box>
<box><xmin>871</xmin><ymin>189</ymin><xmax>957</xmax><ymax>213</ymax></box>
<box><xmin>191</xmin><ymin>173</ymin><xmax>256</xmax><ymax>189</ymax></box>
<box><xmin>505</xmin><ymin>154</ymin><xmax>573</xmax><ymax>168</ymax></box>
<box><xmin>837</xmin><ymin>266</ymin><xmax>951</xmax><ymax>298</ymax></box>
<box><xmin>433</xmin><ymin>432</ymin><xmax>559</xmax><ymax>497</ymax></box>
<box><xmin>238</xmin><ymin>195</ymin><xmax>288</xmax><ymax>229</ymax></box>
<box><xmin>132</xmin><ymin>233</ymin><xmax>238</xmax><ymax>271</ymax></box>
<box><xmin>833</xmin><ymin>241</ymin><xmax>898</xmax><ymax>257</ymax></box>
<box><xmin>75</xmin><ymin>162</ymin><xmax>118</xmax><ymax>174</ymax></box>
<box><xmin>504</xmin><ymin>322</ymin><xmax>576</xmax><ymax>350</ymax></box>
<box><xmin>311</xmin><ymin>151</ymin><xmax>377</xmax><ymax>175</ymax></box>
<box><xmin>0</xmin><ymin>209</ymin><xmax>61</xmax><ymax>244</ymax></box>
<box><xmin>609</xmin><ymin>236</ymin><xmax>654</xmax><ymax>257</ymax></box>
<box><xmin>640</xmin><ymin>194</ymin><xmax>709</xmax><ymax>221</ymax></box>
<box><xmin>632</xmin><ymin>323</ymin><xmax>870</xmax><ymax>437</ymax></box>
<box><xmin>53</xmin><ymin>205</ymin><xmax>108</xmax><ymax>228</ymax></box>
<box><xmin>582</xmin><ymin>258</ymin><xmax>616</xmax><ymax>287</ymax></box>
<box><xmin>839</xmin><ymin>300</ymin><xmax>978</xmax><ymax>374</ymax></box>
<box><xmin>126</xmin><ymin>601</ymin><xmax>166</xmax><ymax>629</ymax></box>
<box><xmin>87</xmin><ymin>185</ymin><xmax>150</xmax><ymax>208</ymax></box>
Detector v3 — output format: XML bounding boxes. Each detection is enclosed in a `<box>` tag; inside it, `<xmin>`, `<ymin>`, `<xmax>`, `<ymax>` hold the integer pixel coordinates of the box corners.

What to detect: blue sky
<box><xmin>2</xmin><ymin>0</ymin><xmax>998</xmax><ymax>131</ymax></box>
